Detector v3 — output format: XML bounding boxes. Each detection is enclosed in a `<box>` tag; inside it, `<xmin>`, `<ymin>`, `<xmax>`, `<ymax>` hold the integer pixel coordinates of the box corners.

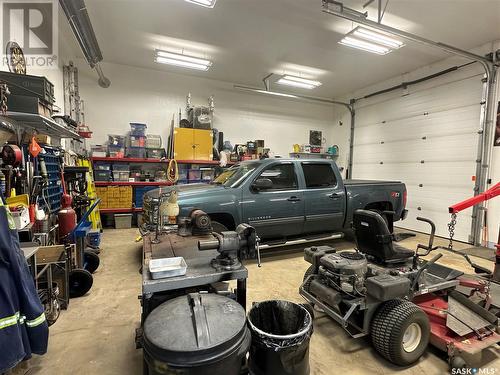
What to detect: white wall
<box><xmin>75</xmin><ymin>59</ymin><xmax>344</xmax><ymax>161</ymax></box>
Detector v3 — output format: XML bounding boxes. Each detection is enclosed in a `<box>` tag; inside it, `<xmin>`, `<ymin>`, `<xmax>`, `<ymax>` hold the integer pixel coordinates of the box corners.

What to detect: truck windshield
<box><xmin>212</xmin><ymin>162</ymin><xmax>260</xmax><ymax>187</ymax></box>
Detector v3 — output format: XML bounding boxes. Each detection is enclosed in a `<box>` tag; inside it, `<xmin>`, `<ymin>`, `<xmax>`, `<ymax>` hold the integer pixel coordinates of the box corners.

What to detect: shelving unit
<box><xmin>94</xmin><ymin>181</ymin><xmax>173</xmax><ymax>187</ymax></box>
<box><xmin>90</xmin><ymin>156</ymin><xmax>234</xmax><ymax>166</ymax></box>
<box><xmin>99</xmin><ymin>208</ymin><xmax>143</xmax><ymax>214</ymax></box>
<box><xmin>91</xmin><ymin>157</ymin><xmax>233</xmax><ymax>215</ymax></box>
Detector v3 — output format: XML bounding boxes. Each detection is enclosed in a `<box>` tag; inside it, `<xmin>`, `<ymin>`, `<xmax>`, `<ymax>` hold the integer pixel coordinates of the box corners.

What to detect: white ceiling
<box><xmin>74</xmin><ymin>0</ymin><xmax>500</xmax><ymax>97</ymax></box>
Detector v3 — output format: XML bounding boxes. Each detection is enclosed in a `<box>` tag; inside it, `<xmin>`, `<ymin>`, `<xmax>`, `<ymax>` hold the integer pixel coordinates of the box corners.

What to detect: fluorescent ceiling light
<box><xmin>340</xmin><ymin>26</ymin><xmax>404</xmax><ymax>55</ymax></box>
<box><xmin>276</xmin><ymin>75</ymin><xmax>322</xmax><ymax>90</ymax></box>
<box><xmin>155</xmin><ymin>50</ymin><xmax>212</xmax><ymax>71</ymax></box>
<box><xmin>234</xmin><ymin>85</ymin><xmax>299</xmax><ymax>98</ymax></box>
<box><xmin>185</xmin><ymin>0</ymin><xmax>216</xmax><ymax>8</ymax></box>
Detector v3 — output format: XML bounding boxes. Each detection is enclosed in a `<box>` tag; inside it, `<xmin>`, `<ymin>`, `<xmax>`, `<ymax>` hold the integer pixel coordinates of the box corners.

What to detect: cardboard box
<box><xmin>11</xmin><ymin>207</ymin><xmax>30</xmax><ymax>230</ymax></box>
<box><xmin>22</xmin><ymin>133</ymin><xmax>52</xmax><ymax>145</ymax></box>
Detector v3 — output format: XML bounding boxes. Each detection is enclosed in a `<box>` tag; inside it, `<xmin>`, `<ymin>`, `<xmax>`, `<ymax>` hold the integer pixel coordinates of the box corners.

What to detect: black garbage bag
<box><xmin>247</xmin><ymin>300</ymin><xmax>313</xmax><ymax>375</ymax></box>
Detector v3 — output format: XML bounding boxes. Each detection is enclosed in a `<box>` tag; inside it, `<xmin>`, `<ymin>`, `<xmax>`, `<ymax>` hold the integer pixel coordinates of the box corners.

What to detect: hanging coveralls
<box><xmin>0</xmin><ymin>197</ymin><xmax>49</xmax><ymax>372</ymax></box>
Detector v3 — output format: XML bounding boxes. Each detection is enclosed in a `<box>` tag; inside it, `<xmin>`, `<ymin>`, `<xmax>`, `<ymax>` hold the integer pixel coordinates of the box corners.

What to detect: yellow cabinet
<box><xmin>173</xmin><ymin>128</ymin><xmax>213</xmax><ymax>161</ymax></box>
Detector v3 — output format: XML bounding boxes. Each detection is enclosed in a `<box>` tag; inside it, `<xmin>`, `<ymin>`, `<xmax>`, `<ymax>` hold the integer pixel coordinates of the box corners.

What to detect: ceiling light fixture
<box><xmin>184</xmin><ymin>0</ymin><xmax>216</xmax><ymax>8</ymax></box>
<box><xmin>276</xmin><ymin>75</ymin><xmax>322</xmax><ymax>90</ymax></box>
<box><xmin>155</xmin><ymin>50</ymin><xmax>212</xmax><ymax>71</ymax></box>
<box><xmin>339</xmin><ymin>26</ymin><xmax>404</xmax><ymax>55</ymax></box>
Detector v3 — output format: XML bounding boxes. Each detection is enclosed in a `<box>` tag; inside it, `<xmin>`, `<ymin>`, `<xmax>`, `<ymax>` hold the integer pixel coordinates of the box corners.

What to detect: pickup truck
<box><xmin>143</xmin><ymin>159</ymin><xmax>408</xmax><ymax>242</ymax></box>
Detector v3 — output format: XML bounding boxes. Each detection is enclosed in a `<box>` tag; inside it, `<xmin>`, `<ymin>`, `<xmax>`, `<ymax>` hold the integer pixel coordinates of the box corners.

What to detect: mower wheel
<box><xmin>303</xmin><ymin>265</ymin><xmax>316</xmax><ymax>292</ymax></box>
<box><xmin>84</xmin><ymin>250</ymin><xmax>100</xmax><ymax>274</ymax></box>
<box><xmin>450</xmin><ymin>356</ymin><xmax>467</xmax><ymax>370</ymax></box>
<box><xmin>69</xmin><ymin>269</ymin><xmax>93</xmax><ymax>298</ymax></box>
<box><xmin>371</xmin><ymin>299</ymin><xmax>429</xmax><ymax>366</ymax></box>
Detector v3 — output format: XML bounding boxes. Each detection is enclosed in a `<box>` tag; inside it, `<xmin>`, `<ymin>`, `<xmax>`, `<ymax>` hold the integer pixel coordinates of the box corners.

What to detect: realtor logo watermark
<box><xmin>0</xmin><ymin>0</ymin><xmax>58</xmax><ymax>70</ymax></box>
<box><xmin>452</xmin><ymin>367</ymin><xmax>498</xmax><ymax>375</ymax></box>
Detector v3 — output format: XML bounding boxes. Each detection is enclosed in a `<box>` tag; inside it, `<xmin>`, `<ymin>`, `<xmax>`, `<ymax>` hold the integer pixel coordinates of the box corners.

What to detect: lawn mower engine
<box><xmin>316</xmin><ymin>251</ymin><xmax>368</xmax><ymax>297</ymax></box>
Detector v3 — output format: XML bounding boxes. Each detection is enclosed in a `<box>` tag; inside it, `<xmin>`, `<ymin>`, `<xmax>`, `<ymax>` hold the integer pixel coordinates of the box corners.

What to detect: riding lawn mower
<box><xmin>299</xmin><ymin>209</ymin><xmax>499</xmax><ymax>369</ymax></box>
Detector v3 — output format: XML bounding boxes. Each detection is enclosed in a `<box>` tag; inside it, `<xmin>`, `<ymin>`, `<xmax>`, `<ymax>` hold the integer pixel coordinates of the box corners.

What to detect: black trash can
<box><xmin>247</xmin><ymin>300</ymin><xmax>313</xmax><ymax>375</ymax></box>
<box><xmin>142</xmin><ymin>293</ymin><xmax>251</xmax><ymax>375</ymax></box>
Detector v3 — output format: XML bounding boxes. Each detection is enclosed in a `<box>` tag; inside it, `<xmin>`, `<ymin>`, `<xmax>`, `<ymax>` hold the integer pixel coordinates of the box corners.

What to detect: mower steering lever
<box><xmin>415</xmin><ymin>217</ymin><xmax>437</xmax><ymax>255</ymax></box>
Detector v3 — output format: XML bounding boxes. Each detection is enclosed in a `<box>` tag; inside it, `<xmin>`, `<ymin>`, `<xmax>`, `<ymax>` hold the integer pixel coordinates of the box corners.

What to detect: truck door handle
<box><xmin>329</xmin><ymin>193</ymin><xmax>340</xmax><ymax>199</ymax></box>
<box><xmin>287</xmin><ymin>196</ymin><xmax>301</xmax><ymax>202</ymax></box>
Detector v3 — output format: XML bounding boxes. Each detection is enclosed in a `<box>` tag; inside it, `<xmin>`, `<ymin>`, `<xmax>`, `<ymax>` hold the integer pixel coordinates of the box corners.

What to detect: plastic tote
<box><xmin>247</xmin><ymin>300</ymin><xmax>313</xmax><ymax>375</ymax></box>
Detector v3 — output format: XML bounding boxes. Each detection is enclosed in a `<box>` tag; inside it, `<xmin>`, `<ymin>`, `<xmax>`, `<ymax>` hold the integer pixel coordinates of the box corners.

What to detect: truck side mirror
<box><xmin>252</xmin><ymin>178</ymin><xmax>273</xmax><ymax>191</ymax></box>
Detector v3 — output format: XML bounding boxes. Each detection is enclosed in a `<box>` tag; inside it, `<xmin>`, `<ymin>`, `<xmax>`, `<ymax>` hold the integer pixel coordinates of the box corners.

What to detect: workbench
<box><xmin>141</xmin><ymin>231</ymin><xmax>248</xmax><ymax>321</ymax></box>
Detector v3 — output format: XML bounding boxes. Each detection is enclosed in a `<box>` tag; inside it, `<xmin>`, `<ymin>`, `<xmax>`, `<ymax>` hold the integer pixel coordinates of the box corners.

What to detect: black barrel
<box><xmin>142</xmin><ymin>293</ymin><xmax>251</xmax><ymax>375</ymax></box>
<box><xmin>247</xmin><ymin>300</ymin><xmax>313</xmax><ymax>375</ymax></box>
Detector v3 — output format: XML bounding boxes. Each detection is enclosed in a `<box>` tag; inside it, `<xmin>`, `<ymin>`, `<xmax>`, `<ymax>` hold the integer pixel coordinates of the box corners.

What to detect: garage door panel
<box><xmin>398</xmin><ymin>207</ymin><xmax>472</xmax><ymax>240</ymax></box>
<box><xmin>356</xmin><ymin>76</ymin><xmax>482</xmax><ymax>125</ymax></box>
<box><xmin>355</xmin><ymin>106</ymin><xmax>480</xmax><ymax>145</ymax></box>
<box><xmin>353</xmin><ymin>73</ymin><xmax>481</xmax><ymax>243</ymax></box>
<box><xmin>353</xmin><ymin>136</ymin><xmax>477</xmax><ymax>165</ymax></box>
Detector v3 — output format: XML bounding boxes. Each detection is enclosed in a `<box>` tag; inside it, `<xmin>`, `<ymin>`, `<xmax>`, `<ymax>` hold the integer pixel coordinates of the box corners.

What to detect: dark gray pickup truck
<box><xmin>144</xmin><ymin>159</ymin><xmax>408</xmax><ymax>241</ymax></box>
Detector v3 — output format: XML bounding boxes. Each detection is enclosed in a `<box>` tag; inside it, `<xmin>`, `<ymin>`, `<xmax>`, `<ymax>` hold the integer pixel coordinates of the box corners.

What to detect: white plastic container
<box><xmin>149</xmin><ymin>257</ymin><xmax>187</xmax><ymax>279</ymax></box>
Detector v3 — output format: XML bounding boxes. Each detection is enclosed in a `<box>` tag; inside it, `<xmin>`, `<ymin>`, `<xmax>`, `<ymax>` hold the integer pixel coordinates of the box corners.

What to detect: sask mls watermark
<box><xmin>1</xmin><ymin>0</ymin><xmax>58</xmax><ymax>70</ymax></box>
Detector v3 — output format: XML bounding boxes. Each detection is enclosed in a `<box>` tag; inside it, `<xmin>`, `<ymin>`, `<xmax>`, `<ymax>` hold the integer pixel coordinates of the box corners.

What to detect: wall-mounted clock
<box><xmin>5</xmin><ymin>41</ymin><xmax>26</xmax><ymax>75</ymax></box>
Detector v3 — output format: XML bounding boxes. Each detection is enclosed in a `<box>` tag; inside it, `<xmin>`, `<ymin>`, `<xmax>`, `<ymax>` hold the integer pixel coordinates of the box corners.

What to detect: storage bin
<box><xmin>112</xmin><ymin>170</ymin><xmax>130</xmax><ymax>182</ymax></box>
<box><xmin>130</xmin><ymin>122</ymin><xmax>147</xmax><ymax>136</ymax></box>
<box><xmin>129</xmin><ymin>135</ymin><xmax>146</xmax><ymax>147</ymax></box>
<box><xmin>108</xmin><ymin>134</ymin><xmax>126</xmax><ymax>147</ymax></box>
<box><xmin>188</xmin><ymin>170</ymin><xmax>202</xmax><ymax>180</ymax></box>
<box><xmin>146</xmin><ymin>148</ymin><xmax>164</xmax><ymax>159</ymax></box>
<box><xmin>94</xmin><ymin>162</ymin><xmax>111</xmax><ymax>171</ymax></box>
<box><xmin>114</xmin><ymin>214</ymin><xmax>132</xmax><ymax>229</ymax></box>
<box><xmin>134</xmin><ymin>186</ymin><xmax>158</xmax><ymax>208</ymax></box>
<box><xmin>201</xmin><ymin>169</ymin><xmax>215</xmax><ymax>181</ymax></box>
<box><xmin>91</xmin><ymin>145</ymin><xmax>107</xmax><ymax>157</ymax></box>
<box><xmin>146</xmin><ymin>135</ymin><xmax>162</xmax><ymax>149</ymax></box>
<box><xmin>112</xmin><ymin>163</ymin><xmax>130</xmax><ymax>171</ymax></box>
<box><xmin>94</xmin><ymin>170</ymin><xmax>111</xmax><ymax>181</ymax></box>
<box><xmin>126</xmin><ymin>147</ymin><xmax>146</xmax><ymax>158</ymax></box>
<box><xmin>108</xmin><ymin>145</ymin><xmax>125</xmax><ymax>158</ymax></box>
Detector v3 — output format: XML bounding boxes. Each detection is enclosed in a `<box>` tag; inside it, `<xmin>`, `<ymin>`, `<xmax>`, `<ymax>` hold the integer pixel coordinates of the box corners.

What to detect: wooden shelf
<box><xmin>99</xmin><ymin>207</ymin><xmax>143</xmax><ymax>214</ymax></box>
<box><xmin>94</xmin><ymin>181</ymin><xmax>173</xmax><ymax>187</ymax></box>
<box><xmin>91</xmin><ymin>157</ymin><xmax>233</xmax><ymax>165</ymax></box>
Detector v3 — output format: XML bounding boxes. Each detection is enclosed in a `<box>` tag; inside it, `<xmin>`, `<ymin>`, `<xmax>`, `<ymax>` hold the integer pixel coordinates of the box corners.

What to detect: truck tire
<box><xmin>211</xmin><ymin>221</ymin><xmax>228</xmax><ymax>233</ymax></box>
<box><xmin>371</xmin><ymin>299</ymin><xmax>429</xmax><ymax>366</ymax></box>
<box><xmin>371</xmin><ymin>209</ymin><xmax>392</xmax><ymax>232</ymax></box>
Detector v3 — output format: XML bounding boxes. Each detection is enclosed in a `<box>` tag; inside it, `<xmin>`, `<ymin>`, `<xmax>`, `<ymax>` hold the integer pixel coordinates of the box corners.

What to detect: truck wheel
<box><xmin>371</xmin><ymin>209</ymin><xmax>392</xmax><ymax>232</ymax></box>
<box><xmin>211</xmin><ymin>221</ymin><xmax>228</xmax><ymax>233</ymax></box>
<box><xmin>371</xmin><ymin>299</ymin><xmax>429</xmax><ymax>366</ymax></box>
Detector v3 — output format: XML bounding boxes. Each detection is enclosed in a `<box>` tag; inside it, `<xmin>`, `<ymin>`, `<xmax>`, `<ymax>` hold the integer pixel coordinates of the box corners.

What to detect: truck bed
<box><xmin>344</xmin><ymin>179</ymin><xmax>401</xmax><ymax>186</ymax></box>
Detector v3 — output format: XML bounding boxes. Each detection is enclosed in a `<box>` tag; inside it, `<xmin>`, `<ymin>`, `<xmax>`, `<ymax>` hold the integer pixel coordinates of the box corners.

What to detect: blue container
<box><xmin>134</xmin><ymin>186</ymin><xmax>158</xmax><ymax>208</ymax></box>
<box><xmin>87</xmin><ymin>229</ymin><xmax>101</xmax><ymax>247</ymax></box>
<box><xmin>130</xmin><ymin>122</ymin><xmax>147</xmax><ymax>137</ymax></box>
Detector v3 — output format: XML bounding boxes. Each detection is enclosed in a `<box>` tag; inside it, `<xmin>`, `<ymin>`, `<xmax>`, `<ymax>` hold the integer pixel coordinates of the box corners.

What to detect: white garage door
<box><xmin>352</xmin><ymin>69</ymin><xmax>484</xmax><ymax>242</ymax></box>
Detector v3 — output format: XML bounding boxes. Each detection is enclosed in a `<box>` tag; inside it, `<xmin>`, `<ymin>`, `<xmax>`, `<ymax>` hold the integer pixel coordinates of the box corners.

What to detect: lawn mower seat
<box><xmin>353</xmin><ymin>209</ymin><xmax>414</xmax><ymax>264</ymax></box>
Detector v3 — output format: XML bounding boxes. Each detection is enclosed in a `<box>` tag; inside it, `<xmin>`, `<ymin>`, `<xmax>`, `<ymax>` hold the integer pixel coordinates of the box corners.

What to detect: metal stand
<box><xmin>140</xmin><ymin>233</ymin><xmax>248</xmax><ymax>323</ymax></box>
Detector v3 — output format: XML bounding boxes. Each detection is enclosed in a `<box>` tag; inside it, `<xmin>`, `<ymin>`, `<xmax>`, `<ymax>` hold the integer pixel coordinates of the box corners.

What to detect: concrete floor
<box><xmin>27</xmin><ymin>228</ymin><xmax>499</xmax><ymax>375</ymax></box>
